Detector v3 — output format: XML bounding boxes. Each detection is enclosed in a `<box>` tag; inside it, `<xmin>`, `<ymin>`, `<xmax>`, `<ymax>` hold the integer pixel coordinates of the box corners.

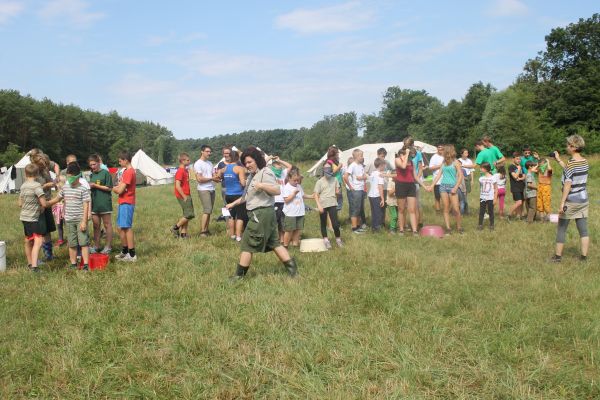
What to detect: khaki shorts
<box><xmin>240</xmin><ymin>207</ymin><xmax>280</xmax><ymax>253</ymax></box>
<box><xmin>283</xmin><ymin>215</ymin><xmax>305</xmax><ymax>232</ymax></box>
<box><xmin>561</xmin><ymin>201</ymin><xmax>589</xmax><ymax>220</ymax></box>
<box><xmin>198</xmin><ymin>190</ymin><xmax>215</xmax><ymax>214</ymax></box>
<box><xmin>177</xmin><ymin>197</ymin><xmax>195</xmax><ymax>220</ymax></box>
<box><xmin>66</xmin><ymin>220</ymin><xmax>90</xmax><ymax>248</ymax></box>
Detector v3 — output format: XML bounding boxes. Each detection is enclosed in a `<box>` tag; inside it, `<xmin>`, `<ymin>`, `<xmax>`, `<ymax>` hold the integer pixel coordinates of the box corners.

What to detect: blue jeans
<box><xmin>458</xmin><ymin>189</ymin><xmax>468</xmax><ymax>215</ymax></box>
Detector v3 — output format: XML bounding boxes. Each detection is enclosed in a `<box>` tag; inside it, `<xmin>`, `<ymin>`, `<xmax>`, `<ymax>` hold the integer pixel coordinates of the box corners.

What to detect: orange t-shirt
<box><xmin>538</xmin><ymin>169</ymin><xmax>552</xmax><ymax>185</ymax></box>
<box><xmin>118</xmin><ymin>167</ymin><xmax>136</xmax><ymax>205</ymax></box>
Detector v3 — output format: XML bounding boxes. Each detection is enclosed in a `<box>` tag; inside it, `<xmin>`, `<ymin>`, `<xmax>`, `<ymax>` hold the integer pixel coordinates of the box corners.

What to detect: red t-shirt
<box><xmin>118</xmin><ymin>167</ymin><xmax>136</xmax><ymax>205</ymax></box>
<box><xmin>395</xmin><ymin>161</ymin><xmax>415</xmax><ymax>183</ymax></box>
<box><xmin>174</xmin><ymin>167</ymin><xmax>190</xmax><ymax>199</ymax></box>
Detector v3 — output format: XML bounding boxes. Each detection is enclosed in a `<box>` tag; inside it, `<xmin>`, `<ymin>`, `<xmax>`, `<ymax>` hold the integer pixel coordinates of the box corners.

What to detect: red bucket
<box><xmin>79</xmin><ymin>253</ymin><xmax>110</xmax><ymax>270</ymax></box>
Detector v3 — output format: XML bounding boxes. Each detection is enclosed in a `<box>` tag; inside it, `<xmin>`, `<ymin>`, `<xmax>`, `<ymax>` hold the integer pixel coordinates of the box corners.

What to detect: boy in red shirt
<box><xmin>112</xmin><ymin>151</ymin><xmax>137</xmax><ymax>262</ymax></box>
<box><xmin>170</xmin><ymin>152</ymin><xmax>195</xmax><ymax>238</ymax></box>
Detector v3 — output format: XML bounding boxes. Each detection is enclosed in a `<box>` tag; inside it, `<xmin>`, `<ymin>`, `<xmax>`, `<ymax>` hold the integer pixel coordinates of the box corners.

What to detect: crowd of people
<box><xmin>16</xmin><ymin>133</ymin><xmax>590</xmax><ymax>278</ymax></box>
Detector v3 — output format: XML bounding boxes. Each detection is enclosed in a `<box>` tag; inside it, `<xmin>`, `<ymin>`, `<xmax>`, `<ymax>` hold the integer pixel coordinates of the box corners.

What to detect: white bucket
<box><xmin>0</xmin><ymin>241</ymin><xmax>6</xmax><ymax>272</ymax></box>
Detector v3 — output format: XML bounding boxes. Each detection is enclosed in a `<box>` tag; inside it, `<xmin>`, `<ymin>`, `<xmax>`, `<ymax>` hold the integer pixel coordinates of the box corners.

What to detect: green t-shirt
<box><xmin>520</xmin><ymin>155</ymin><xmax>536</xmax><ymax>174</ymax></box>
<box><xmin>475</xmin><ymin>147</ymin><xmax>502</xmax><ymax>174</ymax></box>
<box><xmin>89</xmin><ymin>169</ymin><xmax>113</xmax><ymax>213</ymax></box>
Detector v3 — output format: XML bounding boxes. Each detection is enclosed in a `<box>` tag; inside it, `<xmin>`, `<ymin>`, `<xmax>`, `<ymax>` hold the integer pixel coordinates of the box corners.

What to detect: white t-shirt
<box><xmin>493</xmin><ymin>173</ymin><xmax>506</xmax><ymax>189</ymax></box>
<box><xmin>346</xmin><ymin>162</ymin><xmax>365</xmax><ymax>191</ymax></box>
<box><xmin>459</xmin><ymin>157</ymin><xmax>474</xmax><ymax>176</ymax></box>
<box><xmin>429</xmin><ymin>154</ymin><xmax>444</xmax><ymax>186</ymax></box>
<box><xmin>367</xmin><ymin>170</ymin><xmax>384</xmax><ymax>198</ymax></box>
<box><xmin>194</xmin><ymin>159</ymin><xmax>215</xmax><ymax>191</ymax></box>
<box><xmin>479</xmin><ymin>175</ymin><xmax>498</xmax><ymax>201</ymax></box>
<box><xmin>273</xmin><ymin>168</ymin><xmax>288</xmax><ymax>203</ymax></box>
<box><xmin>282</xmin><ymin>183</ymin><xmax>305</xmax><ymax>217</ymax></box>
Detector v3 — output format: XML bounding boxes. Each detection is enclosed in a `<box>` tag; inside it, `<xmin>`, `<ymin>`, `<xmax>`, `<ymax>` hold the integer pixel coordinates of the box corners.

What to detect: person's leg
<box><xmin>407</xmin><ymin>197</ymin><xmax>417</xmax><ymax>232</ymax></box>
<box><xmin>68</xmin><ymin>246</ymin><xmax>77</xmax><ymax>265</ymax></box>
<box><xmin>126</xmin><ymin>228</ymin><xmax>135</xmax><ymax>250</ymax></box>
<box><xmin>487</xmin><ymin>200</ymin><xmax>495</xmax><ymax>227</ymax></box>
<box><xmin>434</xmin><ymin>185</ymin><xmax>441</xmax><ymax>211</ymax></box>
<box><xmin>81</xmin><ymin>246</ymin><xmax>89</xmax><ymax>265</ymax></box>
<box><xmin>328</xmin><ymin>207</ymin><xmax>341</xmax><ymax>238</ymax></box>
<box><xmin>450</xmin><ymin>193</ymin><xmax>461</xmax><ymax>230</ymax></box>
<box><xmin>388</xmin><ymin>206</ymin><xmax>398</xmax><ymax>231</ymax></box>
<box><xmin>359</xmin><ymin>191</ymin><xmax>366</xmax><ymax>226</ymax></box>
<box><xmin>273</xmin><ymin>245</ymin><xmax>297</xmax><ymax>276</ymax></box>
<box><xmin>292</xmin><ymin>229</ymin><xmax>301</xmax><ymax>246</ymax></box>
<box><xmin>397</xmin><ymin>198</ymin><xmax>407</xmax><ymax>232</ymax></box>
<box><xmin>118</xmin><ymin>228</ymin><xmax>126</xmax><ymax>251</ymax></box>
<box><xmin>441</xmin><ymin>192</ymin><xmax>450</xmax><ymax>229</ymax></box>
<box><xmin>235</xmin><ymin>219</ymin><xmax>244</xmax><ymax>239</ymax></box>
<box><xmin>575</xmin><ymin>218</ymin><xmax>589</xmax><ymax>257</ymax></box>
<box><xmin>31</xmin><ymin>236</ymin><xmax>43</xmax><ymax>268</ymax></box>
<box><xmin>554</xmin><ymin>218</ymin><xmax>570</xmax><ymax>257</ymax></box>
<box><xmin>369</xmin><ymin>197</ymin><xmax>378</xmax><ymax>229</ymax></box>
<box><xmin>92</xmin><ymin>214</ymin><xmax>101</xmax><ymax>249</ymax></box>
<box><xmin>414</xmin><ymin>186</ymin><xmax>421</xmax><ymax>226</ymax></box>
<box><xmin>283</xmin><ymin>231</ymin><xmax>292</xmax><ymax>247</ymax></box>
<box><xmin>24</xmin><ymin>238</ymin><xmax>33</xmax><ymax>266</ymax></box>
<box><xmin>57</xmin><ymin>221</ymin><xmax>64</xmax><ymax>243</ymax></box>
<box><xmin>458</xmin><ymin>189</ymin><xmax>466</xmax><ymax>215</ymax></box>
<box><xmin>319</xmin><ymin>210</ymin><xmax>328</xmax><ymax>238</ymax></box>
<box><xmin>498</xmin><ymin>189</ymin><xmax>505</xmax><ymax>216</ymax></box>
<box><xmin>527</xmin><ymin>197</ymin><xmax>536</xmax><ymax>223</ymax></box>
<box><xmin>479</xmin><ymin>200</ymin><xmax>486</xmax><ymax>226</ymax></box>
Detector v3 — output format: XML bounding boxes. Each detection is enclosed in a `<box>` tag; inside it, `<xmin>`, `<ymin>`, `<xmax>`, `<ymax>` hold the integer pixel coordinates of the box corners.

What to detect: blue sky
<box><xmin>0</xmin><ymin>0</ymin><xmax>597</xmax><ymax>139</ymax></box>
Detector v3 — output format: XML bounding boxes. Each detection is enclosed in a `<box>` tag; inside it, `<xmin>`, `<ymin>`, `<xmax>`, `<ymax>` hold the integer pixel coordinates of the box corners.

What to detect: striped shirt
<box><xmin>562</xmin><ymin>158</ymin><xmax>588</xmax><ymax>203</ymax></box>
<box><xmin>59</xmin><ymin>184</ymin><xmax>91</xmax><ymax>222</ymax></box>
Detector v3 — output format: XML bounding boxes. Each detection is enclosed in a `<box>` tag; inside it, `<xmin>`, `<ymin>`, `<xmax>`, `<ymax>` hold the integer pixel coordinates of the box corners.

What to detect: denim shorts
<box><xmin>117</xmin><ymin>204</ymin><xmax>135</xmax><ymax>229</ymax></box>
<box><xmin>439</xmin><ymin>184</ymin><xmax>456</xmax><ymax>194</ymax></box>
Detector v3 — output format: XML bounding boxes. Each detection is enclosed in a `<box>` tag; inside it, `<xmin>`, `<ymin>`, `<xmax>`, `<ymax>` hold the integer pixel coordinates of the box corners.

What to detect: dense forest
<box><xmin>1</xmin><ymin>14</ymin><xmax>598</xmax><ymax>167</ymax></box>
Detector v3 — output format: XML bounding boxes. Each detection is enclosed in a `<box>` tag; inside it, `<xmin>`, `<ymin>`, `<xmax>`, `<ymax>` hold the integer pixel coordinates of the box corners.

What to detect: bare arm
<box><xmin>112</xmin><ymin>182</ymin><xmax>127</xmax><ymax>195</ymax></box>
<box><xmin>559</xmin><ymin>181</ymin><xmax>571</xmax><ymax>213</ymax></box>
<box><xmin>452</xmin><ymin>162</ymin><xmax>463</xmax><ymax>193</ymax></box>
<box><xmin>80</xmin><ymin>202</ymin><xmax>89</xmax><ymax>231</ymax></box>
<box><xmin>175</xmin><ymin>179</ymin><xmax>187</xmax><ymax>199</ymax></box>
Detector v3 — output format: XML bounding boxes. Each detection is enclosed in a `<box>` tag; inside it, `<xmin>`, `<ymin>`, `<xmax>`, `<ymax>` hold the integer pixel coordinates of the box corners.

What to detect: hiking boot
<box><xmin>283</xmin><ymin>258</ymin><xmax>298</xmax><ymax>277</ymax></box>
<box><xmin>579</xmin><ymin>255</ymin><xmax>587</xmax><ymax>262</ymax></box>
<box><xmin>170</xmin><ymin>225</ymin><xmax>180</xmax><ymax>238</ymax></box>
<box><xmin>229</xmin><ymin>264</ymin><xmax>249</xmax><ymax>281</ymax></box>
<box><xmin>549</xmin><ymin>255</ymin><xmax>562</xmax><ymax>263</ymax></box>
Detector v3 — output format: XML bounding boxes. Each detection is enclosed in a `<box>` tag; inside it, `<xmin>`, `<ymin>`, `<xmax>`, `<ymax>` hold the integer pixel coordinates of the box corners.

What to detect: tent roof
<box><xmin>15</xmin><ymin>152</ymin><xmax>33</xmax><ymax>168</ymax></box>
<box><xmin>307</xmin><ymin>141</ymin><xmax>436</xmax><ymax>174</ymax></box>
<box><xmin>131</xmin><ymin>149</ymin><xmax>172</xmax><ymax>182</ymax></box>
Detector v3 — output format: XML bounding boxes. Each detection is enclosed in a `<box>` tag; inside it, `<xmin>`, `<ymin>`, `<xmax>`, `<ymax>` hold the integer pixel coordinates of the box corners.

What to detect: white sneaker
<box><xmin>114</xmin><ymin>252</ymin><xmax>127</xmax><ymax>260</ymax></box>
<box><xmin>336</xmin><ymin>239</ymin><xmax>344</xmax><ymax>248</ymax></box>
<box><xmin>118</xmin><ymin>254</ymin><xmax>137</xmax><ymax>262</ymax></box>
<box><xmin>100</xmin><ymin>247</ymin><xmax>112</xmax><ymax>255</ymax></box>
<box><xmin>236</xmin><ymin>236</ymin><xmax>242</xmax><ymax>242</ymax></box>
<box><xmin>323</xmin><ymin>239</ymin><xmax>332</xmax><ymax>249</ymax></box>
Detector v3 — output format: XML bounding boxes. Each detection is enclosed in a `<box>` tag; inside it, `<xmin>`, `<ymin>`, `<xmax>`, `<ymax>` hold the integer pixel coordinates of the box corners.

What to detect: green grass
<box><xmin>0</xmin><ymin>160</ymin><xmax>599</xmax><ymax>399</ymax></box>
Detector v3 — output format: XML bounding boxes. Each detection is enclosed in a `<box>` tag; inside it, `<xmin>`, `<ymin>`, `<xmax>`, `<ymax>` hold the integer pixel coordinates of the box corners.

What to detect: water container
<box><xmin>0</xmin><ymin>241</ymin><xmax>6</xmax><ymax>272</ymax></box>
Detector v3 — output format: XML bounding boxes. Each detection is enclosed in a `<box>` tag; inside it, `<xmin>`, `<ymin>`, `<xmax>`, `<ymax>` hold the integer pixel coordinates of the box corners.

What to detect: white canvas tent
<box><xmin>0</xmin><ymin>167</ymin><xmax>15</xmax><ymax>193</ymax></box>
<box><xmin>307</xmin><ymin>141</ymin><xmax>437</xmax><ymax>176</ymax></box>
<box><xmin>131</xmin><ymin>149</ymin><xmax>173</xmax><ymax>186</ymax></box>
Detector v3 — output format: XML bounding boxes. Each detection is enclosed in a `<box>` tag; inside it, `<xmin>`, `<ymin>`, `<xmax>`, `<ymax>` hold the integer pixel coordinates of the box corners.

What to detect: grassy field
<box><xmin>0</xmin><ymin>159</ymin><xmax>599</xmax><ymax>399</ymax></box>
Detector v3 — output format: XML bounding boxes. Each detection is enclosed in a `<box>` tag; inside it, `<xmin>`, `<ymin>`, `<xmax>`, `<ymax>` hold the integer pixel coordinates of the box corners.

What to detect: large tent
<box><xmin>0</xmin><ymin>167</ymin><xmax>15</xmax><ymax>193</ymax></box>
<box><xmin>131</xmin><ymin>149</ymin><xmax>173</xmax><ymax>186</ymax></box>
<box><xmin>307</xmin><ymin>141</ymin><xmax>437</xmax><ymax>176</ymax></box>
<box><xmin>0</xmin><ymin>151</ymin><xmax>45</xmax><ymax>193</ymax></box>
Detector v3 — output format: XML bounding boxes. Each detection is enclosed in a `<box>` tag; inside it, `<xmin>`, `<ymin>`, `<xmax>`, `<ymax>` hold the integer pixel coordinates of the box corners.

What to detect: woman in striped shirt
<box><xmin>551</xmin><ymin>135</ymin><xmax>589</xmax><ymax>262</ymax></box>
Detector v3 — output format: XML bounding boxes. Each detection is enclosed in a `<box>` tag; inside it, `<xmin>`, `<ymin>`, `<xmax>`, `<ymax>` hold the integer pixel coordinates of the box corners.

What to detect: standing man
<box><xmin>428</xmin><ymin>144</ymin><xmax>444</xmax><ymax>212</ymax></box>
<box><xmin>194</xmin><ymin>145</ymin><xmax>217</xmax><ymax>237</ymax></box>
<box><xmin>479</xmin><ymin>136</ymin><xmax>505</xmax><ymax>172</ymax></box>
<box><xmin>344</xmin><ymin>149</ymin><xmax>368</xmax><ymax>233</ymax></box>
<box><xmin>216</xmin><ymin>147</ymin><xmax>232</xmax><ymax>222</ymax></box>
<box><xmin>113</xmin><ymin>151</ymin><xmax>137</xmax><ymax>262</ymax></box>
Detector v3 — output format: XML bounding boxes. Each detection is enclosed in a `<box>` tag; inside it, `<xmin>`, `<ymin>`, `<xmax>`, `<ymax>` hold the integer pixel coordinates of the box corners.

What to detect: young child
<box><xmin>524</xmin><ymin>161</ymin><xmax>538</xmax><ymax>223</ymax></box>
<box><xmin>478</xmin><ymin>162</ymin><xmax>498</xmax><ymax>230</ymax></box>
<box><xmin>343</xmin><ymin>150</ymin><xmax>368</xmax><ymax>233</ymax></box>
<box><xmin>171</xmin><ymin>152</ymin><xmax>195</xmax><ymax>239</ymax></box>
<box><xmin>112</xmin><ymin>151</ymin><xmax>137</xmax><ymax>262</ymax></box>
<box><xmin>367</xmin><ymin>158</ymin><xmax>385</xmax><ymax>231</ymax></box>
<box><xmin>52</xmin><ymin>175</ymin><xmax>66</xmax><ymax>246</ymax></box>
<box><xmin>47</xmin><ymin>162</ymin><xmax>91</xmax><ymax>270</ymax></box>
<box><xmin>386</xmin><ymin>178</ymin><xmax>398</xmax><ymax>233</ymax></box>
<box><xmin>494</xmin><ymin>166</ymin><xmax>507</xmax><ymax>218</ymax></box>
<box><xmin>282</xmin><ymin>169</ymin><xmax>313</xmax><ymax>247</ymax></box>
<box><xmin>508</xmin><ymin>152</ymin><xmax>525</xmax><ymax>221</ymax></box>
<box><xmin>19</xmin><ymin>164</ymin><xmax>47</xmax><ymax>272</ymax></box>
<box><xmin>536</xmin><ymin>158</ymin><xmax>553</xmax><ymax>221</ymax></box>
<box><xmin>314</xmin><ymin>164</ymin><xmax>343</xmax><ymax>249</ymax></box>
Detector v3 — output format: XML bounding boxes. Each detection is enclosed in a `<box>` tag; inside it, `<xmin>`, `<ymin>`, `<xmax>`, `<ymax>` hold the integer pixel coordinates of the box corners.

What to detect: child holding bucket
<box><xmin>47</xmin><ymin>162</ymin><xmax>91</xmax><ymax>270</ymax></box>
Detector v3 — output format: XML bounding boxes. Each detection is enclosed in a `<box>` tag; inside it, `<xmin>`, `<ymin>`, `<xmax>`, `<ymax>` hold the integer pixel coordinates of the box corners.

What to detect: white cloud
<box><xmin>176</xmin><ymin>50</ymin><xmax>282</xmax><ymax>77</ymax></box>
<box><xmin>0</xmin><ymin>1</ymin><xmax>24</xmax><ymax>25</ymax></box>
<box><xmin>39</xmin><ymin>0</ymin><xmax>104</xmax><ymax>28</ymax></box>
<box><xmin>275</xmin><ymin>1</ymin><xmax>376</xmax><ymax>34</ymax></box>
<box><xmin>488</xmin><ymin>0</ymin><xmax>528</xmax><ymax>17</ymax></box>
<box><xmin>145</xmin><ymin>31</ymin><xmax>207</xmax><ymax>47</ymax></box>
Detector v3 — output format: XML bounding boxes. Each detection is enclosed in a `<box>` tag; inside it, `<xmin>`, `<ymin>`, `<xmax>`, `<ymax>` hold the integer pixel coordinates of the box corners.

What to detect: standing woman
<box><xmin>426</xmin><ymin>145</ymin><xmax>463</xmax><ymax>234</ymax></box>
<box><xmin>31</xmin><ymin>153</ymin><xmax>57</xmax><ymax>260</ymax></box>
<box><xmin>227</xmin><ymin>147</ymin><xmax>297</xmax><ymax>280</ymax></box>
<box><xmin>551</xmin><ymin>135</ymin><xmax>589</xmax><ymax>262</ymax></box>
<box><xmin>324</xmin><ymin>146</ymin><xmax>344</xmax><ymax>212</ymax></box>
<box><xmin>222</xmin><ymin>150</ymin><xmax>248</xmax><ymax>242</ymax></box>
<box><xmin>394</xmin><ymin>138</ymin><xmax>425</xmax><ymax>235</ymax></box>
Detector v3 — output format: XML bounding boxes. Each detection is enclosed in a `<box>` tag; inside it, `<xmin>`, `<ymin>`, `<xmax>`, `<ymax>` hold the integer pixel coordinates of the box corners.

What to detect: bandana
<box><xmin>270</xmin><ymin>166</ymin><xmax>283</xmax><ymax>179</ymax></box>
<box><xmin>67</xmin><ymin>173</ymin><xmax>81</xmax><ymax>186</ymax></box>
<box><xmin>538</xmin><ymin>162</ymin><xmax>548</xmax><ymax>174</ymax></box>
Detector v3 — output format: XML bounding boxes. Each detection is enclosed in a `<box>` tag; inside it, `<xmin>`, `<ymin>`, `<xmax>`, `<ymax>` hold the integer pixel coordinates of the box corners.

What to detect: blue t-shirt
<box><xmin>411</xmin><ymin>151</ymin><xmax>424</xmax><ymax>176</ymax></box>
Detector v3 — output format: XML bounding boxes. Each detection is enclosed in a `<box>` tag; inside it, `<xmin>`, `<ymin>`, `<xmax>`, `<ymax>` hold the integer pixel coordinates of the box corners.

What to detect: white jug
<box><xmin>0</xmin><ymin>241</ymin><xmax>6</xmax><ymax>272</ymax></box>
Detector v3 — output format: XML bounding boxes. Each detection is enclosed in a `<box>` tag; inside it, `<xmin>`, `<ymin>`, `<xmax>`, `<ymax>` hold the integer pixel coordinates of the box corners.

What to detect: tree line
<box><xmin>1</xmin><ymin>14</ymin><xmax>598</xmax><ymax>167</ymax></box>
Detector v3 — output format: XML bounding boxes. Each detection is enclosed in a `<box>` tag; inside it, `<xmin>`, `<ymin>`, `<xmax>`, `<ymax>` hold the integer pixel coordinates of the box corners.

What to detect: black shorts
<box><xmin>512</xmin><ymin>191</ymin><xmax>524</xmax><ymax>201</ymax></box>
<box><xmin>434</xmin><ymin>185</ymin><xmax>441</xmax><ymax>201</ymax></box>
<box><xmin>41</xmin><ymin>207</ymin><xmax>56</xmax><ymax>234</ymax></box>
<box><xmin>395</xmin><ymin>182</ymin><xmax>416</xmax><ymax>199</ymax></box>
<box><xmin>22</xmin><ymin>220</ymin><xmax>45</xmax><ymax>239</ymax></box>
<box><xmin>225</xmin><ymin>194</ymin><xmax>248</xmax><ymax>222</ymax></box>
<box><xmin>274</xmin><ymin>202</ymin><xmax>285</xmax><ymax>232</ymax></box>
